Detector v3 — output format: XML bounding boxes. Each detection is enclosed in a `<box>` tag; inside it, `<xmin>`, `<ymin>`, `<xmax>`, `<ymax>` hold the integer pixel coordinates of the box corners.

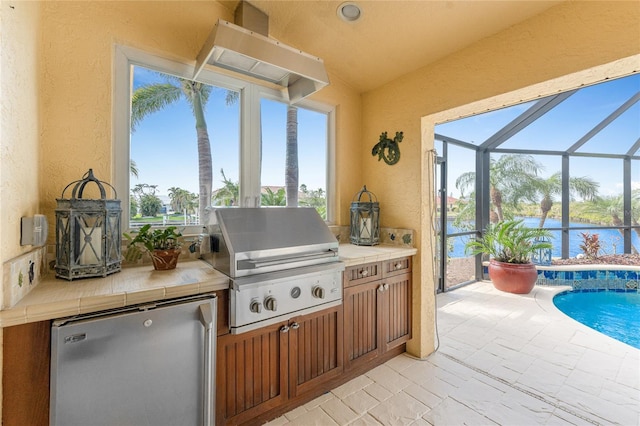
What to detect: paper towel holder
<box><xmin>21</xmin><ymin>214</ymin><xmax>48</xmax><ymax>247</ymax></box>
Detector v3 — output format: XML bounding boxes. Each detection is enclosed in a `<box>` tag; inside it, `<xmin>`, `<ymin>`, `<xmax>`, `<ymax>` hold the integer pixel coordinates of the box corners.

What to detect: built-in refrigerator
<box><xmin>50</xmin><ymin>293</ymin><xmax>217</xmax><ymax>426</ymax></box>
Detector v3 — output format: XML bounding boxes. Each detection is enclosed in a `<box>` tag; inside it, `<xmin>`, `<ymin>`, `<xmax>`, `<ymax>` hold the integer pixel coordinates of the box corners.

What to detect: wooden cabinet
<box><xmin>288</xmin><ymin>304</ymin><xmax>343</xmax><ymax>397</ymax></box>
<box><xmin>2</xmin><ymin>320</ymin><xmax>51</xmax><ymax>426</ymax></box>
<box><xmin>344</xmin><ymin>280</ymin><xmax>382</xmax><ymax>367</ymax></box>
<box><xmin>216</xmin><ymin>304</ymin><xmax>343</xmax><ymax>425</ymax></box>
<box><xmin>344</xmin><ymin>257</ymin><xmax>412</xmax><ymax>370</ymax></box>
<box><xmin>216</xmin><ymin>320</ymin><xmax>289</xmax><ymax>425</ymax></box>
<box><xmin>216</xmin><ymin>288</ymin><xmax>230</xmax><ymax>336</ymax></box>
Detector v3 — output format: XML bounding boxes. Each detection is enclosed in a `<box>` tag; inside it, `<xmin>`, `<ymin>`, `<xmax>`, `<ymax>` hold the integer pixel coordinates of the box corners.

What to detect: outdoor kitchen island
<box><xmin>1</xmin><ymin>243</ymin><xmax>416</xmax><ymax>426</ymax></box>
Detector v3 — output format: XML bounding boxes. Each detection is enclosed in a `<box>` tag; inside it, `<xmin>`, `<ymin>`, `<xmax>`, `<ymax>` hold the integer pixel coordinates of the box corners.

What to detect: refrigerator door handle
<box><xmin>199</xmin><ymin>302</ymin><xmax>216</xmax><ymax>426</ymax></box>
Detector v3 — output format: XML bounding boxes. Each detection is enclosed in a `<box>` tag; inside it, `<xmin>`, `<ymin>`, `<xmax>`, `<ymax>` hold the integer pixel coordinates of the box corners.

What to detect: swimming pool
<box><xmin>553</xmin><ymin>290</ymin><xmax>640</xmax><ymax>349</ymax></box>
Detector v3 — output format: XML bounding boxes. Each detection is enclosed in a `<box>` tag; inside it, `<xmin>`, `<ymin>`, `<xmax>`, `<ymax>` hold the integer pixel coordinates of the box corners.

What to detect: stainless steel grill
<box><xmin>204</xmin><ymin>208</ymin><xmax>344</xmax><ymax>334</ymax></box>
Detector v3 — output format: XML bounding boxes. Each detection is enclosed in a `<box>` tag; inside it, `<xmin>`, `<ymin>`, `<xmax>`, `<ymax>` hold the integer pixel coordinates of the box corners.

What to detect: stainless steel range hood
<box><xmin>194</xmin><ymin>18</ymin><xmax>329</xmax><ymax>103</ymax></box>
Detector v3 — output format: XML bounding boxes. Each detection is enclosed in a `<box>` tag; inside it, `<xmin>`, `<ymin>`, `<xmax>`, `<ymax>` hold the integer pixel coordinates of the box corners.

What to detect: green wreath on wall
<box><xmin>372</xmin><ymin>131</ymin><xmax>403</xmax><ymax>165</ymax></box>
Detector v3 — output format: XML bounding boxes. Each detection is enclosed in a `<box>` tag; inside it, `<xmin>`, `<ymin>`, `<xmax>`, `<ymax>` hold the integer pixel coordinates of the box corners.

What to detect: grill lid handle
<box><xmin>237</xmin><ymin>250</ymin><xmax>338</xmax><ymax>270</ymax></box>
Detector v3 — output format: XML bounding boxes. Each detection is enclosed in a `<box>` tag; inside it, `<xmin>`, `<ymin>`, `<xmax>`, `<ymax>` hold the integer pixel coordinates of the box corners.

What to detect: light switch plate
<box><xmin>2</xmin><ymin>247</ymin><xmax>47</xmax><ymax>309</ymax></box>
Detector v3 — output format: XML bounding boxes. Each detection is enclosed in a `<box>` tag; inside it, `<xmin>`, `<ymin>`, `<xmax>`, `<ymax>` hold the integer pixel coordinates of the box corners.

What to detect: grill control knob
<box><xmin>264</xmin><ymin>296</ymin><xmax>278</xmax><ymax>312</ymax></box>
<box><xmin>250</xmin><ymin>300</ymin><xmax>262</xmax><ymax>314</ymax></box>
<box><xmin>312</xmin><ymin>286</ymin><xmax>326</xmax><ymax>299</ymax></box>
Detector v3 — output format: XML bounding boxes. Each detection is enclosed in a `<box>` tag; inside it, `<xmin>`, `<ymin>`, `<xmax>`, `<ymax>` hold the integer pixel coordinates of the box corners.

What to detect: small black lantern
<box><xmin>55</xmin><ymin>169</ymin><xmax>122</xmax><ymax>280</ymax></box>
<box><xmin>350</xmin><ymin>185</ymin><xmax>380</xmax><ymax>246</ymax></box>
<box><xmin>531</xmin><ymin>236</ymin><xmax>552</xmax><ymax>266</ymax></box>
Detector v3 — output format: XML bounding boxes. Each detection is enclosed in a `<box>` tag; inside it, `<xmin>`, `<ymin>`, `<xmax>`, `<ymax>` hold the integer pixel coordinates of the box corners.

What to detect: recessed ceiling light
<box><xmin>337</xmin><ymin>2</ymin><xmax>362</xmax><ymax>22</ymax></box>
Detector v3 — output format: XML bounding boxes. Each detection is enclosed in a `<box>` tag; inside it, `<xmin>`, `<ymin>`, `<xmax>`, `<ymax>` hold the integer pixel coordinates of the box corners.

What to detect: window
<box><xmin>114</xmin><ymin>46</ymin><xmax>335</xmax><ymax>230</ymax></box>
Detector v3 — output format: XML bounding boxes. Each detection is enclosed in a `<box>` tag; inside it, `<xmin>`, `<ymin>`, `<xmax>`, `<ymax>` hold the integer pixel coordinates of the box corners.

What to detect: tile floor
<box><xmin>267</xmin><ymin>282</ymin><xmax>640</xmax><ymax>425</ymax></box>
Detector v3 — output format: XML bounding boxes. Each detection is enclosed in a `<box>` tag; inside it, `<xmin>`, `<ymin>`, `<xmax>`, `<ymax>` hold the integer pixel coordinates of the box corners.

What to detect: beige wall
<box><xmin>361</xmin><ymin>0</ymin><xmax>640</xmax><ymax>357</ymax></box>
<box><xmin>0</xmin><ymin>2</ymin><xmax>41</xmax><ymax>285</ymax></box>
<box><xmin>37</xmin><ymin>1</ymin><xmax>362</xmax><ymax>233</ymax></box>
<box><xmin>0</xmin><ymin>1</ymin><xmax>42</xmax><ymax>418</ymax></box>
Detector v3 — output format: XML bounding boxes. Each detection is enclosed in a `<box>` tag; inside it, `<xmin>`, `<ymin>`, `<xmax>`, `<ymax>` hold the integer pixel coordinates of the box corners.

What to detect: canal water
<box><xmin>446</xmin><ymin>217</ymin><xmax>640</xmax><ymax>258</ymax></box>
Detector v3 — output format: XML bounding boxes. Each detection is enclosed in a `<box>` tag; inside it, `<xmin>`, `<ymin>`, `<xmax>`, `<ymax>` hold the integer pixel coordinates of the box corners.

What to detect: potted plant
<box><xmin>124</xmin><ymin>224</ymin><xmax>183</xmax><ymax>270</ymax></box>
<box><xmin>465</xmin><ymin>219</ymin><xmax>553</xmax><ymax>294</ymax></box>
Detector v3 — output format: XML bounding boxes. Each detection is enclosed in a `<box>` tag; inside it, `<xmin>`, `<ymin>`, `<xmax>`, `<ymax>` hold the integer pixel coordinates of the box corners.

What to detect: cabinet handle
<box><xmin>384</xmin><ymin>283</ymin><xmax>390</xmax><ymax>291</ymax></box>
<box><xmin>198</xmin><ymin>302</ymin><xmax>215</xmax><ymax>426</ymax></box>
<box><xmin>378</xmin><ymin>285</ymin><xmax>384</xmax><ymax>292</ymax></box>
<box><xmin>395</xmin><ymin>262</ymin><xmax>403</xmax><ymax>270</ymax></box>
<box><xmin>280</xmin><ymin>325</ymin><xmax>290</xmax><ymax>333</ymax></box>
<box><xmin>360</xmin><ymin>269</ymin><xmax>369</xmax><ymax>277</ymax></box>
<box><xmin>290</xmin><ymin>322</ymin><xmax>300</xmax><ymax>329</ymax></box>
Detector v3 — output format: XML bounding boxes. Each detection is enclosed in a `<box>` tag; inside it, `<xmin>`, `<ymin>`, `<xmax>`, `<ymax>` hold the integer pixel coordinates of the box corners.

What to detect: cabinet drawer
<box><xmin>382</xmin><ymin>257</ymin><xmax>412</xmax><ymax>278</ymax></box>
<box><xmin>344</xmin><ymin>262</ymin><xmax>381</xmax><ymax>287</ymax></box>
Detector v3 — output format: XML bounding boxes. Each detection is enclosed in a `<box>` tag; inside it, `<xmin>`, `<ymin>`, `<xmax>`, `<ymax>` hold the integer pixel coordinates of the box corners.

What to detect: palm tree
<box><xmin>168</xmin><ymin>187</ymin><xmax>197</xmax><ymax>214</ymax></box>
<box><xmin>286</xmin><ymin>106</ymin><xmax>299</xmax><ymax>206</ymax></box>
<box><xmin>131</xmin><ymin>74</ymin><xmax>214</xmax><ymax>223</ymax></box>
<box><xmin>456</xmin><ymin>154</ymin><xmax>542</xmax><ymax>223</ymax></box>
<box><xmin>211</xmin><ymin>169</ymin><xmax>239</xmax><ymax>206</ymax></box>
<box><xmin>130</xmin><ymin>159</ymin><xmax>139</xmax><ymax>178</ymax></box>
<box><xmin>261</xmin><ymin>187</ymin><xmax>286</xmax><ymax>206</ymax></box>
<box><xmin>533</xmin><ymin>172</ymin><xmax>599</xmax><ymax>227</ymax></box>
<box><xmin>299</xmin><ymin>186</ymin><xmax>327</xmax><ymax>219</ymax></box>
<box><xmin>585</xmin><ymin>195</ymin><xmax>638</xmax><ymax>254</ymax></box>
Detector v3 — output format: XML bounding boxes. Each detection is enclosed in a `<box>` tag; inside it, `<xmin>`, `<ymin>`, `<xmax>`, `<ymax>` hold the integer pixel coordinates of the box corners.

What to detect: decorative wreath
<box><xmin>372</xmin><ymin>131</ymin><xmax>403</xmax><ymax>165</ymax></box>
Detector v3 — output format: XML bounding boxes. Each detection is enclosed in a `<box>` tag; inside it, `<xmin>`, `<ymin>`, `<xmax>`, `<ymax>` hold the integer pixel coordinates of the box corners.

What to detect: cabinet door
<box><xmin>289</xmin><ymin>305</ymin><xmax>343</xmax><ymax>397</ymax></box>
<box><xmin>343</xmin><ymin>281</ymin><xmax>383</xmax><ymax>369</ymax></box>
<box><xmin>216</xmin><ymin>321</ymin><xmax>288</xmax><ymax>425</ymax></box>
<box><xmin>381</xmin><ymin>272</ymin><xmax>412</xmax><ymax>352</ymax></box>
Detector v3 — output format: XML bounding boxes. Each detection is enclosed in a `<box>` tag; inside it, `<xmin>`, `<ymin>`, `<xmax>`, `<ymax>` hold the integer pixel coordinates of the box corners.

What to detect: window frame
<box><xmin>113</xmin><ymin>44</ymin><xmax>336</xmax><ymax>231</ymax></box>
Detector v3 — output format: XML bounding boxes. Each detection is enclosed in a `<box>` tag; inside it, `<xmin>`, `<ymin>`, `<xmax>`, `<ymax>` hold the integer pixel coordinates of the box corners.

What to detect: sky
<box><xmin>130</xmin><ymin>67</ymin><xmax>639</xmax><ymax>202</ymax></box>
<box><xmin>435</xmin><ymin>73</ymin><xmax>640</xmax><ymax>199</ymax></box>
<box><xmin>130</xmin><ymin>66</ymin><xmax>327</xmax><ymax>199</ymax></box>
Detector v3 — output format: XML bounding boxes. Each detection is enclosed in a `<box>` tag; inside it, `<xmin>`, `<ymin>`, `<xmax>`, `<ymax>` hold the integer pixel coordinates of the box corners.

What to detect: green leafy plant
<box><xmin>579</xmin><ymin>232</ymin><xmax>600</xmax><ymax>259</ymax></box>
<box><xmin>465</xmin><ymin>219</ymin><xmax>553</xmax><ymax>264</ymax></box>
<box><xmin>123</xmin><ymin>224</ymin><xmax>182</xmax><ymax>262</ymax></box>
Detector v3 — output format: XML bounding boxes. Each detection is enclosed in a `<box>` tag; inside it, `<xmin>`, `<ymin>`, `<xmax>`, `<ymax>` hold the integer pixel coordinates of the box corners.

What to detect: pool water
<box><xmin>553</xmin><ymin>291</ymin><xmax>640</xmax><ymax>349</ymax></box>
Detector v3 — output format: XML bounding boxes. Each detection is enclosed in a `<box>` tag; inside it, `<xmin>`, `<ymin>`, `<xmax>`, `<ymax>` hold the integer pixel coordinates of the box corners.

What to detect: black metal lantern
<box><xmin>55</xmin><ymin>169</ymin><xmax>122</xmax><ymax>280</ymax></box>
<box><xmin>532</xmin><ymin>236</ymin><xmax>552</xmax><ymax>266</ymax></box>
<box><xmin>350</xmin><ymin>185</ymin><xmax>380</xmax><ymax>246</ymax></box>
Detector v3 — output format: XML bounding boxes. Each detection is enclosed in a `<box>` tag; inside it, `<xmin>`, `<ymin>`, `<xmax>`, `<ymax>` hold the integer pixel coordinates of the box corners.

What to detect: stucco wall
<box><xmin>361</xmin><ymin>0</ymin><xmax>640</xmax><ymax>357</ymax></box>
<box><xmin>0</xmin><ymin>2</ymin><xmax>41</xmax><ymax>290</ymax></box>
<box><xmin>37</xmin><ymin>1</ymin><xmax>362</xmax><ymax>235</ymax></box>
<box><xmin>0</xmin><ymin>0</ymin><xmax>42</xmax><ymax>418</ymax></box>
<box><xmin>39</xmin><ymin>1</ymin><xmax>230</xmax><ymax>225</ymax></box>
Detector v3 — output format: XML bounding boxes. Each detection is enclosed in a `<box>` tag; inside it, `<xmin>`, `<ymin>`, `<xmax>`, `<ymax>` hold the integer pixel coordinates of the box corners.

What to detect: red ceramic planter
<box><xmin>151</xmin><ymin>249</ymin><xmax>181</xmax><ymax>270</ymax></box>
<box><xmin>488</xmin><ymin>259</ymin><xmax>538</xmax><ymax>294</ymax></box>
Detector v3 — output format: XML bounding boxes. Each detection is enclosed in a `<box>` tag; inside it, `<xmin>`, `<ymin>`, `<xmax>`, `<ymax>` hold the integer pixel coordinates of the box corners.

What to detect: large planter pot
<box><xmin>151</xmin><ymin>249</ymin><xmax>181</xmax><ymax>270</ymax></box>
<box><xmin>488</xmin><ymin>259</ymin><xmax>538</xmax><ymax>294</ymax></box>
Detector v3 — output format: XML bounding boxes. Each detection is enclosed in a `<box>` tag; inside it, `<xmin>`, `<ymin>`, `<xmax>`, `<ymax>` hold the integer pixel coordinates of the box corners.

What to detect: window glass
<box><xmin>130</xmin><ymin>66</ymin><xmax>240</xmax><ymax>227</ymax></box>
<box><xmin>260</xmin><ymin>99</ymin><xmax>328</xmax><ymax>217</ymax></box>
<box><xmin>116</xmin><ymin>46</ymin><xmax>335</xmax><ymax>229</ymax></box>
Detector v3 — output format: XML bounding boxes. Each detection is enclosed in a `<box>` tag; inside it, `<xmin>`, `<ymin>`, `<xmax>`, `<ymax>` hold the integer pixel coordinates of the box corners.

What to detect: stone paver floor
<box><xmin>267</xmin><ymin>282</ymin><xmax>640</xmax><ymax>425</ymax></box>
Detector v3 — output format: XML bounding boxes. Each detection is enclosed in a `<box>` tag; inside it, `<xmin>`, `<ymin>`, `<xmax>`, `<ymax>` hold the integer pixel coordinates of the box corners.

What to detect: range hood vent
<box><xmin>194</xmin><ymin>18</ymin><xmax>329</xmax><ymax>103</ymax></box>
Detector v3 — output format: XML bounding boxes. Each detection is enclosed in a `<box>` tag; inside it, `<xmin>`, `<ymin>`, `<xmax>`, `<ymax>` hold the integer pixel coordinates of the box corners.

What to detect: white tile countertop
<box><xmin>0</xmin><ymin>244</ymin><xmax>416</xmax><ymax>328</ymax></box>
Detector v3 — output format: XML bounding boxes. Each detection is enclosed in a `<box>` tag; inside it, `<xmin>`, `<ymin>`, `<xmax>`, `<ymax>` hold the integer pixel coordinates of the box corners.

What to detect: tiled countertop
<box><xmin>338</xmin><ymin>243</ymin><xmax>417</xmax><ymax>267</ymax></box>
<box><xmin>0</xmin><ymin>244</ymin><xmax>417</xmax><ymax>328</ymax></box>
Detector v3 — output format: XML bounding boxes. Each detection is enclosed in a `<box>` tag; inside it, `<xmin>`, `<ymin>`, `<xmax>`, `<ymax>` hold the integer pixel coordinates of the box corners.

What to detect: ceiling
<box><xmin>218</xmin><ymin>0</ymin><xmax>564</xmax><ymax>93</ymax></box>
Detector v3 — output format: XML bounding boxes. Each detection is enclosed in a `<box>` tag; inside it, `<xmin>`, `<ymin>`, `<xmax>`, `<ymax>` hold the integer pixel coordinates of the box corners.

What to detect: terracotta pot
<box><xmin>488</xmin><ymin>259</ymin><xmax>538</xmax><ymax>294</ymax></box>
<box><xmin>151</xmin><ymin>249</ymin><xmax>181</xmax><ymax>270</ymax></box>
